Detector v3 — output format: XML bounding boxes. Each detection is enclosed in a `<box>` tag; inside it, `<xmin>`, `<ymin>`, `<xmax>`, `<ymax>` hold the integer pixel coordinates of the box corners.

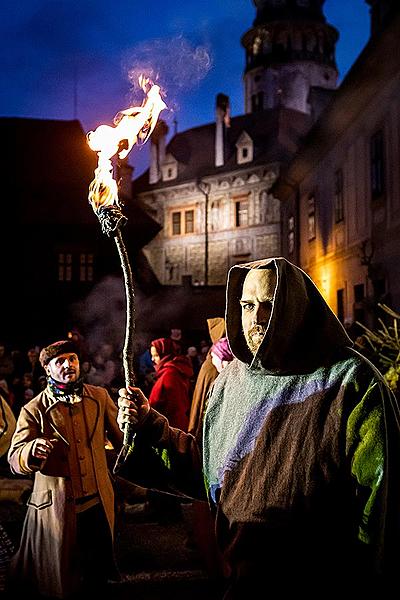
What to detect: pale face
<box><xmin>240</xmin><ymin>268</ymin><xmax>276</xmax><ymax>355</ymax></box>
<box><xmin>150</xmin><ymin>346</ymin><xmax>161</xmax><ymax>366</ymax></box>
<box><xmin>45</xmin><ymin>352</ymin><xmax>80</xmax><ymax>384</ymax></box>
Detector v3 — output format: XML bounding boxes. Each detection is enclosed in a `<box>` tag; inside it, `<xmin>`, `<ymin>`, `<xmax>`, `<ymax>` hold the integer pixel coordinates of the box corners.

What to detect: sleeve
<box><xmin>103</xmin><ymin>388</ymin><xmax>123</xmax><ymax>451</ymax></box>
<box><xmin>0</xmin><ymin>394</ymin><xmax>16</xmax><ymax>458</ymax></box>
<box><xmin>7</xmin><ymin>406</ymin><xmax>44</xmax><ymax>475</ymax></box>
<box><xmin>346</xmin><ymin>379</ymin><xmax>385</xmax><ymax>545</ymax></box>
<box><xmin>119</xmin><ymin>408</ymin><xmax>207</xmax><ymax>501</ymax></box>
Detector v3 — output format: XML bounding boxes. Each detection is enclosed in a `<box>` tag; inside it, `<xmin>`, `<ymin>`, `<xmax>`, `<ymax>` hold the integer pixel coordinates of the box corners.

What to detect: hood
<box><xmin>157</xmin><ymin>354</ymin><xmax>194</xmax><ymax>379</ymax></box>
<box><xmin>207</xmin><ymin>317</ymin><xmax>226</xmax><ymax>344</ymax></box>
<box><xmin>226</xmin><ymin>257</ymin><xmax>352</xmax><ymax>374</ymax></box>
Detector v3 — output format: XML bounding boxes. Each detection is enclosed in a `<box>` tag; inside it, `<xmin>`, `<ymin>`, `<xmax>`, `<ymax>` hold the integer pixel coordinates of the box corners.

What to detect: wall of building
<box><xmin>141</xmin><ymin>167</ymin><xmax>281</xmax><ymax>286</ymax></box>
<box><xmin>297</xmin><ymin>70</ymin><xmax>400</xmax><ymax>326</ymax></box>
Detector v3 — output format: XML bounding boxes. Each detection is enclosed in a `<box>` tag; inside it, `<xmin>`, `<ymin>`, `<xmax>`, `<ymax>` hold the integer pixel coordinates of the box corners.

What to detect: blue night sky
<box><xmin>1</xmin><ymin>1</ymin><xmax>370</xmax><ymax>176</ymax></box>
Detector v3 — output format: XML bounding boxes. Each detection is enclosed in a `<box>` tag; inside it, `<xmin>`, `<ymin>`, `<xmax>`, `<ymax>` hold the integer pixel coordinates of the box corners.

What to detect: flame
<box><xmin>87</xmin><ymin>77</ymin><xmax>167</xmax><ymax>211</ymax></box>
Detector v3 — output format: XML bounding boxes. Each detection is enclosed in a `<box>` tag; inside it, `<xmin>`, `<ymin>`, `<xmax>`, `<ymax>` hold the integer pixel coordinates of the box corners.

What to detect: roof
<box><xmin>134</xmin><ymin>107</ymin><xmax>311</xmax><ymax>192</ymax></box>
<box><xmin>0</xmin><ymin>117</ymin><xmax>97</xmax><ymax>226</ymax></box>
<box><xmin>0</xmin><ymin>116</ymin><xmax>161</xmax><ymax>245</ymax></box>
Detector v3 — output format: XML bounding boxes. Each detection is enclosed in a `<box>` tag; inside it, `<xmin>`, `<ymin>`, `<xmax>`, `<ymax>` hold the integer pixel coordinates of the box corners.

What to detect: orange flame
<box><xmin>87</xmin><ymin>78</ymin><xmax>167</xmax><ymax>211</ymax></box>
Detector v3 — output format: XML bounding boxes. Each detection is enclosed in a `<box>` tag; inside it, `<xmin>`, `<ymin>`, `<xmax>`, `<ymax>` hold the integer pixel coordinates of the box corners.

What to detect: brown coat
<box><xmin>0</xmin><ymin>392</ymin><xmax>16</xmax><ymax>457</ymax></box>
<box><xmin>7</xmin><ymin>383</ymin><xmax>123</xmax><ymax>599</ymax></box>
<box><xmin>188</xmin><ymin>317</ymin><xmax>225</xmax><ymax>445</ymax></box>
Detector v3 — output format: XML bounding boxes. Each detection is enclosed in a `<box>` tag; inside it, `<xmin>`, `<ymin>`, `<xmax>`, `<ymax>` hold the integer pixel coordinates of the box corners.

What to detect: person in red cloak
<box><xmin>149</xmin><ymin>337</ymin><xmax>193</xmax><ymax>432</ymax></box>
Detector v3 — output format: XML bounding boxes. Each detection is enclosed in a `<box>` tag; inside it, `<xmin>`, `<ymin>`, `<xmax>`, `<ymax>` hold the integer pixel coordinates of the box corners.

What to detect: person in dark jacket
<box><xmin>117</xmin><ymin>258</ymin><xmax>400</xmax><ymax>598</ymax></box>
<box><xmin>8</xmin><ymin>339</ymin><xmax>123</xmax><ymax>599</ymax></box>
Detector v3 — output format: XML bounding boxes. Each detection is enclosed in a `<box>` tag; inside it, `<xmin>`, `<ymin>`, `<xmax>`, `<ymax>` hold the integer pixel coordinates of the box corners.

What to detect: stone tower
<box><xmin>242</xmin><ymin>0</ymin><xmax>339</xmax><ymax>115</ymax></box>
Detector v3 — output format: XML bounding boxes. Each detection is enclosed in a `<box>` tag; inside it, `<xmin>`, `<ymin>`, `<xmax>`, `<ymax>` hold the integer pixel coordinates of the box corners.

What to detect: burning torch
<box><xmin>86</xmin><ymin>78</ymin><xmax>166</xmax><ymax>473</ymax></box>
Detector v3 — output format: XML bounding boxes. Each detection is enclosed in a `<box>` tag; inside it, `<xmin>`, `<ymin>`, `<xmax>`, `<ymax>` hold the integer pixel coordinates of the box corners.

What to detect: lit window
<box><xmin>307</xmin><ymin>194</ymin><xmax>316</xmax><ymax>241</ymax></box>
<box><xmin>185</xmin><ymin>210</ymin><xmax>194</xmax><ymax>234</ymax></box>
<box><xmin>172</xmin><ymin>212</ymin><xmax>181</xmax><ymax>235</ymax></box>
<box><xmin>235</xmin><ymin>200</ymin><xmax>249</xmax><ymax>227</ymax></box>
<box><xmin>170</xmin><ymin>208</ymin><xmax>196</xmax><ymax>236</ymax></box>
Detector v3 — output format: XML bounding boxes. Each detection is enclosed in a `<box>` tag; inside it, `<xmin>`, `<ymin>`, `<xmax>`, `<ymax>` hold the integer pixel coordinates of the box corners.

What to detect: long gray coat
<box><xmin>7</xmin><ymin>383</ymin><xmax>123</xmax><ymax>598</ymax></box>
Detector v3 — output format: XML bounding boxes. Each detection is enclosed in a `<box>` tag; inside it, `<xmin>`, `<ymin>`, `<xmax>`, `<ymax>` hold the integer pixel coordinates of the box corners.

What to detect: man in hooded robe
<box><xmin>117</xmin><ymin>258</ymin><xmax>400</xmax><ymax>597</ymax></box>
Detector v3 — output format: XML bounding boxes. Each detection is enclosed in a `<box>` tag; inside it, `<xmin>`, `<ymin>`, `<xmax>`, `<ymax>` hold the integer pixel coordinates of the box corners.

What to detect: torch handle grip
<box><xmin>123</xmin><ymin>422</ymin><xmax>136</xmax><ymax>446</ymax></box>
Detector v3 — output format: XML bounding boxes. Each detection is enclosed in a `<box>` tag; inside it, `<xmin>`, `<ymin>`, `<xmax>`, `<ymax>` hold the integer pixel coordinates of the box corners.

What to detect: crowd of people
<box><xmin>0</xmin><ymin>328</ymin><xmax>218</xmax><ymax>427</ymax></box>
<box><xmin>1</xmin><ymin>256</ymin><xmax>400</xmax><ymax>600</ymax></box>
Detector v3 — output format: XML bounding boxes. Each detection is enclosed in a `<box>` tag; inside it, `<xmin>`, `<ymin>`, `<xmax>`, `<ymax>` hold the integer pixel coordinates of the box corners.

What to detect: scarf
<box><xmin>46</xmin><ymin>376</ymin><xmax>83</xmax><ymax>404</ymax></box>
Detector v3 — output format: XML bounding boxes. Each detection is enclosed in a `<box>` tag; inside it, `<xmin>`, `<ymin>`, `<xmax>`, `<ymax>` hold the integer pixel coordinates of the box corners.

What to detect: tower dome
<box><xmin>242</xmin><ymin>0</ymin><xmax>339</xmax><ymax>114</ymax></box>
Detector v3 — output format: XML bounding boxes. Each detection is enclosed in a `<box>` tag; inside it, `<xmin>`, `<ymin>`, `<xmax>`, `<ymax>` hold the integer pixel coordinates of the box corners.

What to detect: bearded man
<box><xmin>7</xmin><ymin>340</ymin><xmax>123</xmax><ymax>599</ymax></box>
<box><xmin>117</xmin><ymin>258</ymin><xmax>400</xmax><ymax>597</ymax></box>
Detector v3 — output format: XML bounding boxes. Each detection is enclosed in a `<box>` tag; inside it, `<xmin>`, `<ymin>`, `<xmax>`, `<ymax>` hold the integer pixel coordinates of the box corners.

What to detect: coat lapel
<box><xmin>42</xmin><ymin>386</ymin><xmax>100</xmax><ymax>445</ymax></box>
<box><xmin>44</xmin><ymin>397</ymin><xmax>70</xmax><ymax>446</ymax></box>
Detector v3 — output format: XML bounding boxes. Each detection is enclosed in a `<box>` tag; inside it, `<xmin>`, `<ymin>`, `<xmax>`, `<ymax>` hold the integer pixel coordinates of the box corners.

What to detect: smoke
<box><xmin>70</xmin><ymin>276</ymin><xmax>126</xmax><ymax>354</ymax></box>
<box><xmin>70</xmin><ymin>274</ymin><xmax>194</xmax><ymax>355</ymax></box>
<box><xmin>122</xmin><ymin>35</ymin><xmax>213</xmax><ymax>118</ymax></box>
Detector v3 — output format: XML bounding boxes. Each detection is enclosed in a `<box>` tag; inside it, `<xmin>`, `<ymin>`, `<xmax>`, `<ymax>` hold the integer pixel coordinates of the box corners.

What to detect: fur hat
<box><xmin>39</xmin><ymin>340</ymin><xmax>80</xmax><ymax>367</ymax></box>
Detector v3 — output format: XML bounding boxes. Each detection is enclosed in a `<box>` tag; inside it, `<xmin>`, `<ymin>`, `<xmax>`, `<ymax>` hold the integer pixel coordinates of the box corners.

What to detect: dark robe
<box><xmin>128</xmin><ymin>258</ymin><xmax>400</xmax><ymax>597</ymax></box>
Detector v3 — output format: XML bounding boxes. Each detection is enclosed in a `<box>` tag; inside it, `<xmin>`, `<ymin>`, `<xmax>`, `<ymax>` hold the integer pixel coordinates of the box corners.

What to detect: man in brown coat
<box><xmin>7</xmin><ymin>339</ymin><xmax>123</xmax><ymax>599</ymax></box>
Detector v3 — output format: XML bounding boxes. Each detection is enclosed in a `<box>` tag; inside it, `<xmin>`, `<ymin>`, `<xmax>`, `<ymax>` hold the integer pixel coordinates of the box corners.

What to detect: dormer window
<box><xmin>236</xmin><ymin>131</ymin><xmax>253</xmax><ymax>165</ymax></box>
<box><xmin>161</xmin><ymin>153</ymin><xmax>178</xmax><ymax>182</ymax></box>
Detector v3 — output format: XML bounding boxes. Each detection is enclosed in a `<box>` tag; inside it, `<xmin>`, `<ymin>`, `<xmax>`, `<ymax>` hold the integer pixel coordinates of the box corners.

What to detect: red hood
<box><xmin>156</xmin><ymin>355</ymin><xmax>194</xmax><ymax>379</ymax></box>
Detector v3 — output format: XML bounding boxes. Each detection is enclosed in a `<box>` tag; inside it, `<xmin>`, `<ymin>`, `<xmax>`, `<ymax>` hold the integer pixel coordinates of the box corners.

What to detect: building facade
<box><xmin>276</xmin><ymin>0</ymin><xmax>400</xmax><ymax>328</ymax></box>
<box><xmin>134</xmin><ymin>0</ymin><xmax>338</xmax><ymax>286</ymax></box>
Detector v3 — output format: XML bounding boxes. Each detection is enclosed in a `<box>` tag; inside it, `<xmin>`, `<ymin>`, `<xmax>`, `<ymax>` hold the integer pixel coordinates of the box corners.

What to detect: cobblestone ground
<box><xmin>0</xmin><ymin>474</ymin><xmax>225</xmax><ymax>600</ymax></box>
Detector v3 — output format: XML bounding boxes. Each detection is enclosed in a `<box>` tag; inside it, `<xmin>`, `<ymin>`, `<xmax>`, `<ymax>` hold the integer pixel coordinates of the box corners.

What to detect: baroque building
<box><xmin>134</xmin><ymin>0</ymin><xmax>338</xmax><ymax>286</ymax></box>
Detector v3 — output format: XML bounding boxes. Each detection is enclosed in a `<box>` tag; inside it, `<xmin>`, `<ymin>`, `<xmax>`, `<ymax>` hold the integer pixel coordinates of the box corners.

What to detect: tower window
<box><xmin>251</xmin><ymin>92</ymin><xmax>264</xmax><ymax>112</ymax></box>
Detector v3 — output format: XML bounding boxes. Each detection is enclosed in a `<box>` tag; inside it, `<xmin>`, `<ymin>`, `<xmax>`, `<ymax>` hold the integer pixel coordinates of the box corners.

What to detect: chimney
<box><xmin>117</xmin><ymin>159</ymin><xmax>134</xmax><ymax>203</ymax></box>
<box><xmin>215</xmin><ymin>93</ymin><xmax>230</xmax><ymax>168</ymax></box>
<box><xmin>149</xmin><ymin>119</ymin><xmax>169</xmax><ymax>184</ymax></box>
